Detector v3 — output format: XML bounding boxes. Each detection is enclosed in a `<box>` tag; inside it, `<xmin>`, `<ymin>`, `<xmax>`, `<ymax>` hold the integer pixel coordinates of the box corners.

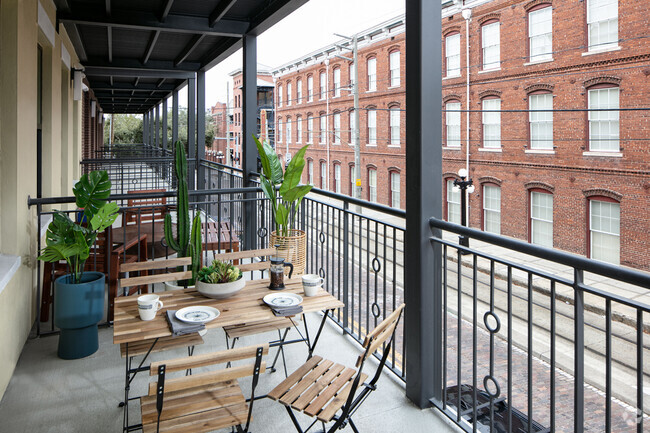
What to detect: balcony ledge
<box><xmin>0</xmin><ymin>254</ymin><xmax>21</xmax><ymax>296</ymax></box>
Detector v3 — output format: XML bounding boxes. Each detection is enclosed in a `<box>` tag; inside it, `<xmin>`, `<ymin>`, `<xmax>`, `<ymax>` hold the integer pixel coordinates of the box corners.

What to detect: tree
<box><xmin>165</xmin><ymin>108</ymin><xmax>215</xmax><ymax>149</ymax></box>
<box><xmin>103</xmin><ymin>114</ymin><xmax>143</xmax><ymax>144</ymax></box>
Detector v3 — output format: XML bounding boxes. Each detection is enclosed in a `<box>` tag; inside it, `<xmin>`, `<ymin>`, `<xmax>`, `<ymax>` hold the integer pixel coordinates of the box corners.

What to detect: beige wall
<box><xmin>0</xmin><ymin>0</ymin><xmax>82</xmax><ymax>399</ymax></box>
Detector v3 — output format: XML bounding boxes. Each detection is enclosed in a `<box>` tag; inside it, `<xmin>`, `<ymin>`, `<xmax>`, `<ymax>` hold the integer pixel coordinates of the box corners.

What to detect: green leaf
<box><xmin>264</xmin><ymin>141</ymin><xmax>284</xmax><ymax>185</ymax></box>
<box><xmin>282</xmin><ymin>185</ymin><xmax>313</xmax><ymax>203</ymax></box>
<box><xmin>74</xmin><ymin>229</ymin><xmax>90</xmax><ymax>262</ymax></box>
<box><xmin>38</xmin><ymin>244</ymin><xmax>80</xmax><ymax>263</ymax></box>
<box><xmin>254</xmin><ymin>135</ymin><xmax>271</xmax><ymax>180</ymax></box>
<box><xmin>90</xmin><ymin>202</ymin><xmax>120</xmax><ymax>232</ymax></box>
<box><xmin>276</xmin><ymin>203</ymin><xmax>289</xmax><ymax>228</ymax></box>
<box><xmin>280</xmin><ymin>145</ymin><xmax>309</xmax><ymax>196</ymax></box>
<box><xmin>259</xmin><ymin>175</ymin><xmax>275</xmax><ymax>202</ymax></box>
<box><xmin>45</xmin><ymin>212</ymin><xmax>76</xmax><ymax>247</ymax></box>
<box><xmin>73</xmin><ymin>170</ymin><xmax>112</xmax><ymax>219</ymax></box>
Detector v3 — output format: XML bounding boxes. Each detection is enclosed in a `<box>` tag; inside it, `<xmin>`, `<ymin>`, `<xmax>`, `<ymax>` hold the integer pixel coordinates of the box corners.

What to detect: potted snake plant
<box><xmin>255</xmin><ymin>136</ymin><xmax>312</xmax><ymax>275</ymax></box>
<box><xmin>38</xmin><ymin>170</ymin><xmax>119</xmax><ymax>359</ymax></box>
<box><xmin>196</xmin><ymin>260</ymin><xmax>245</xmax><ymax>299</ymax></box>
<box><xmin>163</xmin><ymin>140</ymin><xmax>202</xmax><ymax>290</ymax></box>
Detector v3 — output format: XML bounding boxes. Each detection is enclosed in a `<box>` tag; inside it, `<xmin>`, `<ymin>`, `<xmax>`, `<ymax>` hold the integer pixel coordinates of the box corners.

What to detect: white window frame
<box><xmin>350</xmin><ymin>165</ymin><xmax>355</xmax><ymax>195</ymax></box>
<box><xmin>286</xmin><ymin>118</ymin><xmax>292</xmax><ymax>143</ymax></box>
<box><xmin>277</xmin><ymin>119</ymin><xmax>282</xmax><ymax>143</ymax></box>
<box><xmin>531</xmin><ymin>191</ymin><xmax>553</xmax><ymax>247</ymax></box>
<box><xmin>307</xmin><ymin>116</ymin><xmax>313</xmax><ymax>143</ymax></box>
<box><xmin>349</xmin><ymin>111</ymin><xmax>356</xmax><ymax>145</ymax></box>
<box><xmin>296</xmin><ymin>79</ymin><xmax>302</xmax><ymax>104</ymax></box>
<box><xmin>286</xmin><ymin>82</ymin><xmax>292</xmax><ymax>106</ymax></box>
<box><xmin>350</xmin><ymin>63</ymin><xmax>356</xmax><ymax>87</ymax></box>
<box><xmin>320</xmin><ymin>114</ymin><xmax>326</xmax><ymax>144</ymax></box>
<box><xmin>296</xmin><ymin>116</ymin><xmax>302</xmax><ymax>143</ymax></box>
<box><xmin>334</xmin><ymin>164</ymin><xmax>341</xmax><ymax>194</ymax></box>
<box><xmin>446</xmin><ymin>101</ymin><xmax>461</xmax><ymax>147</ymax></box>
<box><xmin>483</xmin><ymin>185</ymin><xmax>501</xmax><ymax>234</ymax></box>
<box><xmin>367</xmin><ymin>58</ymin><xmax>377</xmax><ymax>91</ymax></box>
<box><xmin>333</xmin><ymin>112</ymin><xmax>341</xmax><ymax>144</ymax></box>
<box><xmin>390</xmin><ymin>108</ymin><xmax>400</xmax><ymax>146</ymax></box>
<box><xmin>589</xmin><ymin>198</ymin><xmax>620</xmax><ymax>265</ymax></box>
<box><xmin>482</xmin><ymin>21</ymin><xmax>501</xmax><ymax>70</ymax></box>
<box><xmin>308</xmin><ymin>160</ymin><xmax>314</xmax><ymax>185</ymax></box>
<box><xmin>367</xmin><ymin>109</ymin><xmax>377</xmax><ymax>145</ymax></box>
<box><xmin>529</xmin><ymin>6</ymin><xmax>553</xmax><ymax>62</ymax></box>
<box><xmin>389</xmin><ymin>51</ymin><xmax>400</xmax><ymax>86</ymax></box>
<box><xmin>307</xmin><ymin>76</ymin><xmax>314</xmax><ymax>102</ymax></box>
<box><xmin>368</xmin><ymin>169</ymin><xmax>377</xmax><ymax>203</ymax></box>
<box><xmin>587</xmin><ymin>0</ymin><xmax>618</xmax><ymax>51</ymax></box>
<box><xmin>446</xmin><ymin>180</ymin><xmax>461</xmax><ymax>224</ymax></box>
<box><xmin>333</xmin><ymin>68</ymin><xmax>341</xmax><ymax>97</ymax></box>
<box><xmin>320</xmin><ymin>72</ymin><xmax>326</xmax><ymax>100</ymax></box>
<box><xmin>445</xmin><ymin>34</ymin><xmax>461</xmax><ymax>77</ymax></box>
<box><xmin>320</xmin><ymin>162</ymin><xmax>327</xmax><ymax>190</ymax></box>
<box><xmin>390</xmin><ymin>172</ymin><xmax>400</xmax><ymax>209</ymax></box>
<box><xmin>482</xmin><ymin>98</ymin><xmax>501</xmax><ymax>149</ymax></box>
<box><xmin>529</xmin><ymin>93</ymin><xmax>553</xmax><ymax>150</ymax></box>
<box><xmin>278</xmin><ymin>85</ymin><xmax>283</xmax><ymax>107</ymax></box>
<box><xmin>588</xmin><ymin>87</ymin><xmax>620</xmax><ymax>152</ymax></box>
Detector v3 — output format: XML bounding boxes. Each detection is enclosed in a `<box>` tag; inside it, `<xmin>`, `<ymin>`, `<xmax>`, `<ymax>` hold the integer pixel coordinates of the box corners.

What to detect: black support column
<box><xmin>162</xmin><ymin>97</ymin><xmax>168</xmax><ymax>151</ymax></box>
<box><xmin>404</xmin><ymin>0</ymin><xmax>442</xmax><ymax>408</ymax></box>
<box><xmin>188</xmin><ymin>77</ymin><xmax>196</xmax><ymax>189</ymax></box>
<box><xmin>197</xmin><ymin>71</ymin><xmax>206</xmax><ymax>190</ymax></box>
<box><xmin>143</xmin><ymin>111</ymin><xmax>148</xmax><ymax>145</ymax></box>
<box><xmin>242</xmin><ymin>33</ymin><xmax>258</xmax><ymax>250</ymax></box>
<box><xmin>172</xmin><ymin>90</ymin><xmax>179</xmax><ymax>145</ymax></box>
<box><xmin>155</xmin><ymin>104</ymin><xmax>160</xmax><ymax>148</ymax></box>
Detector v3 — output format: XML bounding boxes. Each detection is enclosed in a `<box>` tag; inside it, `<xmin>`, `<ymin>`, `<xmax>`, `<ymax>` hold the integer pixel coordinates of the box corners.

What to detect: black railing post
<box><xmin>342</xmin><ymin>201</ymin><xmax>350</xmax><ymax>331</ymax></box>
<box><xmin>197</xmin><ymin>71</ymin><xmax>206</xmax><ymax>191</ymax></box>
<box><xmin>188</xmin><ymin>76</ymin><xmax>196</xmax><ymax>190</ymax></box>
<box><xmin>405</xmin><ymin>0</ymin><xmax>441</xmax><ymax>408</ymax></box>
<box><xmin>242</xmin><ymin>33</ymin><xmax>258</xmax><ymax>250</ymax></box>
<box><xmin>574</xmin><ymin>268</ymin><xmax>585</xmax><ymax>433</ymax></box>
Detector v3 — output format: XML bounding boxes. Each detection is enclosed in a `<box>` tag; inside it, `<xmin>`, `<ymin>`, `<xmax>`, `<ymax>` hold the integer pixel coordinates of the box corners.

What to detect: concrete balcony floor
<box><xmin>0</xmin><ymin>313</ymin><xmax>459</xmax><ymax>433</ymax></box>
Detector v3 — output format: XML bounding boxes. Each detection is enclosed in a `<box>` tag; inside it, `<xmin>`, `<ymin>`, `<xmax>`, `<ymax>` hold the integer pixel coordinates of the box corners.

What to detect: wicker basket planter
<box><xmin>270</xmin><ymin>229</ymin><xmax>306</xmax><ymax>276</ymax></box>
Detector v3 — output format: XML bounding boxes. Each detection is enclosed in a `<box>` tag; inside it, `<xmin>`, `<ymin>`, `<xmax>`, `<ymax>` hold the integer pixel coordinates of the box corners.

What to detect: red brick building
<box><xmin>272</xmin><ymin>17</ymin><xmax>406</xmax><ymax>209</ymax></box>
<box><xmin>208</xmin><ymin>102</ymin><xmax>228</xmax><ymax>162</ymax></box>
<box><xmin>441</xmin><ymin>0</ymin><xmax>650</xmax><ymax>269</ymax></box>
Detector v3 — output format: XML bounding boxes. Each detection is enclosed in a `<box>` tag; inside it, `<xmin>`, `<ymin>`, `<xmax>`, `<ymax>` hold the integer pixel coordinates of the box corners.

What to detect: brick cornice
<box><xmin>479</xmin><ymin>176</ymin><xmax>503</xmax><ymax>186</ymax></box>
<box><xmin>525</xmin><ymin>181</ymin><xmax>555</xmax><ymax>193</ymax></box>
<box><xmin>443</xmin><ymin>94</ymin><xmax>462</xmax><ymax>103</ymax></box>
<box><xmin>478</xmin><ymin>13</ymin><xmax>500</xmax><ymax>25</ymax></box>
<box><xmin>583</xmin><ymin>76</ymin><xmax>622</xmax><ymax>88</ymax></box>
<box><xmin>583</xmin><ymin>188</ymin><xmax>623</xmax><ymax>201</ymax></box>
<box><xmin>443</xmin><ymin>25</ymin><xmax>461</xmax><ymax>36</ymax></box>
<box><xmin>478</xmin><ymin>89</ymin><xmax>502</xmax><ymax>99</ymax></box>
<box><xmin>443</xmin><ymin>171</ymin><xmax>460</xmax><ymax>180</ymax></box>
<box><xmin>524</xmin><ymin>0</ymin><xmax>552</xmax><ymax>12</ymax></box>
<box><xmin>524</xmin><ymin>83</ymin><xmax>555</xmax><ymax>94</ymax></box>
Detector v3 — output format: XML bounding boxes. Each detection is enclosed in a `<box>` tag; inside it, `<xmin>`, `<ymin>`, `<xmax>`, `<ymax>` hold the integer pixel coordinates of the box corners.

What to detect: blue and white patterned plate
<box><xmin>175</xmin><ymin>306</ymin><xmax>220</xmax><ymax>324</ymax></box>
<box><xmin>263</xmin><ymin>293</ymin><xmax>303</xmax><ymax>308</ymax></box>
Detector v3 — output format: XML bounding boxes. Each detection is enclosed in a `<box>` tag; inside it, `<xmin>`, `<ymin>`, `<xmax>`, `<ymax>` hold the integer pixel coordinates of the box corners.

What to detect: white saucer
<box><xmin>175</xmin><ymin>306</ymin><xmax>220</xmax><ymax>324</ymax></box>
<box><xmin>263</xmin><ymin>292</ymin><xmax>303</xmax><ymax>308</ymax></box>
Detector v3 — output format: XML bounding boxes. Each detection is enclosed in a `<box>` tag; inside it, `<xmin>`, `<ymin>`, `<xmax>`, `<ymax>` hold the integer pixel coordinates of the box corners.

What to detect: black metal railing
<box><xmin>430</xmin><ymin>218</ymin><xmax>650</xmax><ymax>433</ymax></box>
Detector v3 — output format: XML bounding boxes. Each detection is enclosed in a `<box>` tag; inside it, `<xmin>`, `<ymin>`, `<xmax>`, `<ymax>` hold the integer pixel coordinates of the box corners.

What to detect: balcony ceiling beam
<box><xmin>107</xmin><ymin>26</ymin><xmax>113</xmax><ymax>63</ymax></box>
<box><xmin>142</xmin><ymin>30</ymin><xmax>160</xmax><ymax>64</ymax></box>
<box><xmin>84</xmin><ymin>66</ymin><xmax>195</xmax><ymax>79</ymax></box>
<box><xmin>67</xmin><ymin>23</ymin><xmax>87</xmax><ymax>62</ymax></box>
<box><xmin>209</xmin><ymin>0</ymin><xmax>238</xmax><ymax>27</ymax></box>
<box><xmin>88</xmin><ymin>83</ymin><xmax>176</xmax><ymax>92</ymax></box>
<box><xmin>57</xmin><ymin>9</ymin><xmax>249</xmax><ymax>37</ymax></box>
<box><xmin>160</xmin><ymin>0</ymin><xmax>174</xmax><ymax>22</ymax></box>
<box><xmin>175</xmin><ymin>34</ymin><xmax>206</xmax><ymax>66</ymax></box>
<box><xmin>95</xmin><ymin>94</ymin><xmax>158</xmax><ymax>100</ymax></box>
<box><xmin>105</xmin><ymin>0</ymin><xmax>111</xmax><ymax>16</ymax></box>
<box><xmin>83</xmin><ymin>58</ymin><xmax>200</xmax><ymax>72</ymax></box>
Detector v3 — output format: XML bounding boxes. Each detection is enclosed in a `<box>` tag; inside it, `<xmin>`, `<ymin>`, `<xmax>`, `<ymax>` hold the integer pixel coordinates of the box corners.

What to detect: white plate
<box><xmin>263</xmin><ymin>293</ymin><xmax>303</xmax><ymax>308</ymax></box>
<box><xmin>175</xmin><ymin>306</ymin><xmax>220</xmax><ymax>324</ymax></box>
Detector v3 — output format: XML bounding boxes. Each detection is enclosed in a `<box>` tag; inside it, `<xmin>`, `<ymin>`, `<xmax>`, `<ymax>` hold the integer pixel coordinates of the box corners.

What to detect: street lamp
<box><xmin>453</xmin><ymin>168</ymin><xmax>475</xmax><ymax>250</ymax></box>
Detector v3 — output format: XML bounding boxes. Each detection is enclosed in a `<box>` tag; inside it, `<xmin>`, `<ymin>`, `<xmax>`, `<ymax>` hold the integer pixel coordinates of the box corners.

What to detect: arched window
<box><xmin>588</xmin><ymin>195</ymin><xmax>620</xmax><ymax>264</ymax></box>
<box><xmin>334</xmin><ymin>163</ymin><xmax>341</xmax><ymax>194</ymax></box>
<box><xmin>482</xmin><ymin>96</ymin><xmax>501</xmax><ymax>149</ymax></box>
<box><xmin>319</xmin><ymin>71</ymin><xmax>326</xmax><ymax>100</ymax></box>
<box><xmin>481</xmin><ymin>20</ymin><xmax>500</xmax><ymax>70</ymax></box>
<box><xmin>529</xmin><ymin>91</ymin><xmax>553</xmax><ymax>150</ymax></box>
<box><xmin>445</xmin><ymin>100</ymin><xmax>461</xmax><ymax>147</ymax></box>
<box><xmin>587</xmin><ymin>83</ymin><xmax>620</xmax><ymax>152</ymax></box>
<box><xmin>389</xmin><ymin>170</ymin><xmax>401</xmax><ymax>209</ymax></box>
<box><xmin>320</xmin><ymin>161</ymin><xmax>327</xmax><ymax>190</ymax></box>
<box><xmin>587</xmin><ymin>0</ymin><xmax>618</xmax><ymax>51</ymax></box>
<box><xmin>307</xmin><ymin>114</ymin><xmax>313</xmax><ymax>143</ymax></box>
<box><xmin>367</xmin><ymin>108</ymin><xmax>377</xmax><ymax>145</ymax></box>
<box><xmin>530</xmin><ymin>188</ymin><xmax>553</xmax><ymax>247</ymax></box>
<box><xmin>296</xmin><ymin>78</ymin><xmax>303</xmax><ymax>104</ymax></box>
<box><xmin>389</xmin><ymin>106</ymin><xmax>400</xmax><ymax>146</ymax></box>
<box><xmin>389</xmin><ymin>50</ymin><xmax>400</xmax><ymax>86</ymax></box>
<box><xmin>333</xmin><ymin>67</ymin><xmax>341</xmax><ymax>97</ymax></box>
<box><xmin>528</xmin><ymin>4</ymin><xmax>552</xmax><ymax>62</ymax></box>
<box><xmin>277</xmin><ymin>85</ymin><xmax>283</xmax><ymax>107</ymax></box>
<box><xmin>319</xmin><ymin>112</ymin><xmax>326</xmax><ymax>144</ymax></box>
<box><xmin>286</xmin><ymin>117</ymin><xmax>292</xmax><ymax>144</ymax></box>
<box><xmin>307</xmin><ymin>75</ymin><xmax>314</xmax><ymax>102</ymax></box>
<box><xmin>367</xmin><ymin>57</ymin><xmax>377</xmax><ymax>91</ymax></box>
<box><xmin>286</xmin><ymin>81</ymin><xmax>292</xmax><ymax>106</ymax></box>
<box><xmin>296</xmin><ymin>115</ymin><xmax>302</xmax><ymax>143</ymax></box>
<box><xmin>333</xmin><ymin>111</ymin><xmax>341</xmax><ymax>144</ymax></box>
<box><xmin>482</xmin><ymin>183</ymin><xmax>501</xmax><ymax>234</ymax></box>
<box><xmin>445</xmin><ymin>32</ymin><xmax>461</xmax><ymax>77</ymax></box>
<box><xmin>445</xmin><ymin>178</ymin><xmax>461</xmax><ymax>224</ymax></box>
<box><xmin>367</xmin><ymin>167</ymin><xmax>377</xmax><ymax>203</ymax></box>
<box><xmin>307</xmin><ymin>159</ymin><xmax>314</xmax><ymax>185</ymax></box>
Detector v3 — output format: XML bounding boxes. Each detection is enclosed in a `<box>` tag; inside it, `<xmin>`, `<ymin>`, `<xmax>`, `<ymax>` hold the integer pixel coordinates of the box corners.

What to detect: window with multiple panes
<box><xmin>368</xmin><ymin>169</ymin><xmax>377</xmax><ymax>203</ymax></box>
<box><xmin>286</xmin><ymin>118</ymin><xmax>291</xmax><ymax>143</ymax></box>
<box><xmin>320</xmin><ymin>162</ymin><xmax>327</xmax><ymax>190</ymax></box>
<box><xmin>296</xmin><ymin>116</ymin><xmax>302</xmax><ymax>143</ymax></box>
<box><xmin>483</xmin><ymin>185</ymin><xmax>501</xmax><ymax>234</ymax></box>
<box><xmin>390</xmin><ymin>172</ymin><xmax>400</xmax><ymax>209</ymax></box>
<box><xmin>531</xmin><ymin>191</ymin><xmax>553</xmax><ymax>247</ymax></box>
<box><xmin>350</xmin><ymin>165</ymin><xmax>356</xmax><ymax>195</ymax></box>
<box><xmin>367</xmin><ymin>109</ymin><xmax>377</xmax><ymax>145</ymax></box>
<box><xmin>390</xmin><ymin>51</ymin><xmax>400</xmax><ymax>86</ymax></box>
<box><xmin>349</xmin><ymin>111</ymin><xmax>356</xmax><ymax>143</ymax></box>
<box><xmin>319</xmin><ymin>113</ymin><xmax>327</xmax><ymax>144</ymax></box>
<box><xmin>320</xmin><ymin>72</ymin><xmax>326</xmax><ymax>99</ymax></box>
<box><xmin>446</xmin><ymin>179</ymin><xmax>461</xmax><ymax>224</ymax></box>
<box><xmin>446</xmin><ymin>33</ymin><xmax>461</xmax><ymax>76</ymax></box>
<box><xmin>333</xmin><ymin>112</ymin><xmax>341</xmax><ymax>144</ymax></box>
<box><xmin>307</xmin><ymin>116</ymin><xmax>313</xmax><ymax>143</ymax></box>
<box><xmin>278</xmin><ymin>85</ymin><xmax>283</xmax><ymax>106</ymax></box>
<box><xmin>333</xmin><ymin>68</ymin><xmax>341</xmax><ymax>97</ymax></box>
<box><xmin>529</xmin><ymin>6</ymin><xmax>553</xmax><ymax>62</ymax></box>
<box><xmin>350</xmin><ymin>63</ymin><xmax>356</xmax><ymax>86</ymax></box>
<box><xmin>587</xmin><ymin>0</ymin><xmax>618</xmax><ymax>51</ymax></box>
<box><xmin>589</xmin><ymin>198</ymin><xmax>620</xmax><ymax>264</ymax></box>
<box><xmin>446</xmin><ymin>101</ymin><xmax>461</xmax><ymax>147</ymax></box>
<box><xmin>296</xmin><ymin>79</ymin><xmax>302</xmax><ymax>104</ymax></box>
<box><xmin>482</xmin><ymin>98</ymin><xmax>501</xmax><ymax>148</ymax></box>
<box><xmin>277</xmin><ymin>119</ymin><xmax>282</xmax><ymax>142</ymax></box>
<box><xmin>482</xmin><ymin>21</ymin><xmax>500</xmax><ymax>70</ymax></box>
<box><xmin>334</xmin><ymin>164</ymin><xmax>341</xmax><ymax>194</ymax></box>
<box><xmin>307</xmin><ymin>76</ymin><xmax>314</xmax><ymax>102</ymax></box>
<box><xmin>588</xmin><ymin>87</ymin><xmax>619</xmax><ymax>152</ymax></box>
<box><xmin>367</xmin><ymin>58</ymin><xmax>377</xmax><ymax>91</ymax></box>
<box><xmin>287</xmin><ymin>82</ymin><xmax>292</xmax><ymax>106</ymax></box>
<box><xmin>390</xmin><ymin>108</ymin><xmax>400</xmax><ymax>146</ymax></box>
<box><xmin>530</xmin><ymin>93</ymin><xmax>553</xmax><ymax>149</ymax></box>
<box><xmin>308</xmin><ymin>160</ymin><xmax>314</xmax><ymax>185</ymax></box>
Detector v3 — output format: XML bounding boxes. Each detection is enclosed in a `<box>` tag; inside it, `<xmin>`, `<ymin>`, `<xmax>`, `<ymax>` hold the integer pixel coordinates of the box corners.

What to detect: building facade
<box><xmin>208</xmin><ymin>101</ymin><xmax>228</xmax><ymax>162</ymax></box>
<box><xmin>272</xmin><ymin>17</ymin><xmax>406</xmax><ymax>209</ymax></box>
<box><xmin>441</xmin><ymin>0</ymin><xmax>650</xmax><ymax>270</ymax></box>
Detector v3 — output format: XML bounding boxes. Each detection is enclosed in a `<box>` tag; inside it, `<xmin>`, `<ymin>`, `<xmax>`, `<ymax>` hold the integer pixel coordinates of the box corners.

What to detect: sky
<box><xmin>177</xmin><ymin>0</ymin><xmax>405</xmax><ymax>108</ymax></box>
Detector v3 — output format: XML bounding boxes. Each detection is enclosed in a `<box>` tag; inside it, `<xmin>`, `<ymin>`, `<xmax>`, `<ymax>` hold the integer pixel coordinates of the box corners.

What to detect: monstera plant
<box><xmin>39</xmin><ymin>170</ymin><xmax>119</xmax><ymax>284</ymax></box>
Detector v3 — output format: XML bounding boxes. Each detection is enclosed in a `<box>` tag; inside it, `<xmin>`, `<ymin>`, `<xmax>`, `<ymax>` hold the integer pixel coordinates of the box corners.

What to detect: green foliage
<box><xmin>197</xmin><ymin>260</ymin><xmax>242</xmax><ymax>284</ymax></box>
<box><xmin>103</xmin><ymin>114</ymin><xmax>143</xmax><ymax>144</ymax></box>
<box><xmin>164</xmin><ymin>141</ymin><xmax>202</xmax><ymax>283</ymax></box>
<box><xmin>255</xmin><ymin>135</ymin><xmax>312</xmax><ymax>236</ymax></box>
<box><xmin>38</xmin><ymin>171</ymin><xmax>119</xmax><ymax>284</ymax></box>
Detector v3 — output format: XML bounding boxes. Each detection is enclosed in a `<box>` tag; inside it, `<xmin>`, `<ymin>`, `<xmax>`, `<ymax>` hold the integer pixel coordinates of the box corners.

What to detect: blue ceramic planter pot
<box><xmin>53</xmin><ymin>271</ymin><xmax>105</xmax><ymax>359</ymax></box>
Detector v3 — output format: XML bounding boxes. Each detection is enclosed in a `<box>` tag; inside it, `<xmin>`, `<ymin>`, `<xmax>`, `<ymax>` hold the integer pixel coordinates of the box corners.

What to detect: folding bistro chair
<box><xmin>217</xmin><ymin>248</ymin><xmax>299</xmax><ymax>377</ymax></box>
<box><xmin>140</xmin><ymin>344</ymin><xmax>268</xmax><ymax>433</ymax></box>
<box><xmin>268</xmin><ymin>303</ymin><xmax>405</xmax><ymax>433</ymax></box>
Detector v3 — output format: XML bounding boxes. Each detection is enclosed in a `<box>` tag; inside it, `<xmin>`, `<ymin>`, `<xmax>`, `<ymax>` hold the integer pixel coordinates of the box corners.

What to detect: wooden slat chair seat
<box><xmin>215</xmin><ymin>248</ymin><xmax>297</xmax><ymax>377</ymax></box>
<box><xmin>268</xmin><ymin>304</ymin><xmax>405</xmax><ymax>433</ymax></box>
<box><xmin>120</xmin><ymin>334</ymin><xmax>204</xmax><ymax>359</ymax></box>
<box><xmin>124</xmin><ymin>189</ymin><xmax>170</xmax><ymax>226</ymax></box>
<box><xmin>141</xmin><ymin>344</ymin><xmax>268</xmax><ymax>433</ymax></box>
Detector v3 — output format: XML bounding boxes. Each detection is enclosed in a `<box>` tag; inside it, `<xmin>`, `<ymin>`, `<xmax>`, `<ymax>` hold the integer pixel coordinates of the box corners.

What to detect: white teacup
<box><xmin>302</xmin><ymin>274</ymin><xmax>324</xmax><ymax>297</ymax></box>
<box><xmin>137</xmin><ymin>294</ymin><xmax>163</xmax><ymax>321</ymax></box>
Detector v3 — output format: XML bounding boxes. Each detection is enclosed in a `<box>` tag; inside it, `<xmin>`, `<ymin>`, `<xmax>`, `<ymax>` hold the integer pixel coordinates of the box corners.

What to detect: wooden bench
<box><xmin>123</xmin><ymin>188</ymin><xmax>170</xmax><ymax>225</ymax></box>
